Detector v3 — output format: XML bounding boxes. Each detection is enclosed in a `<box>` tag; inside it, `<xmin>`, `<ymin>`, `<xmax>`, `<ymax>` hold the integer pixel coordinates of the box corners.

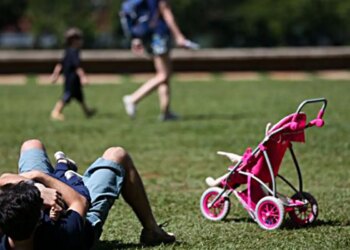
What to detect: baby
<box><xmin>49</xmin><ymin>151</ymin><xmax>91</xmax><ymax>221</ymax></box>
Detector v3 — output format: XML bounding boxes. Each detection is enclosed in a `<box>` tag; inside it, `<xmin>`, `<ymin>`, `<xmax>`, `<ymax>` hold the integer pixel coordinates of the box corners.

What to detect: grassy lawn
<box><xmin>0</xmin><ymin>79</ymin><xmax>349</xmax><ymax>249</ymax></box>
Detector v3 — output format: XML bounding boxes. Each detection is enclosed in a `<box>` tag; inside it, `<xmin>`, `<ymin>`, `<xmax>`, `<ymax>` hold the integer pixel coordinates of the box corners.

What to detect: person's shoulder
<box><xmin>65</xmin><ymin>209</ymin><xmax>84</xmax><ymax>221</ymax></box>
<box><xmin>57</xmin><ymin>210</ymin><xmax>85</xmax><ymax>231</ymax></box>
<box><xmin>40</xmin><ymin>210</ymin><xmax>84</xmax><ymax>230</ymax></box>
<box><xmin>35</xmin><ymin>211</ymin><xmax>86</xmax><ymax>249</ymax></box>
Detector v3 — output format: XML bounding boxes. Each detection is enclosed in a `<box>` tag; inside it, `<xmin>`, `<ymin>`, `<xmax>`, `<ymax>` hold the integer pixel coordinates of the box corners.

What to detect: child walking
<box><xmin>50</xmin><ymin>27</ymin><xmax>95</xmax><ymax>121</ymax></box>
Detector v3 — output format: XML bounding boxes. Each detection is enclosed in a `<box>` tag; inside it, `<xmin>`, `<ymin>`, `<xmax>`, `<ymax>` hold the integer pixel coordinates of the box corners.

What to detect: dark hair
<box><xmin>65</xmin><ymin>27</ymin><xmax>83</xmax><ymax>46</ymax></box>
<box><xmin>0</xmin><ymin>181</ymin><xmax>43</xmax><ymax>241</ymax></box>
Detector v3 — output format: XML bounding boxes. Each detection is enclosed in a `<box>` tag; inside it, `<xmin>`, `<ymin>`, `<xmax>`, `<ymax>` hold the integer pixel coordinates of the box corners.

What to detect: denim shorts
<box><xmin>18</xmin><ymin>148</ymin><xmax>125</xmax><ymax>238</ymax></box>
<box><xmin>144</xmin><ymin>33</ymin><xmax>171</xmax><ymax>56</ymax></box>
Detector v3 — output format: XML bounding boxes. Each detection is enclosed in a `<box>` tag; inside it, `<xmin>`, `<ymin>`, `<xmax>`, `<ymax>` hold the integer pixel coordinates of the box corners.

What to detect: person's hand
<box><xmin>81</xmin><ymin>76</ymin><xmax>89</xmax><ymax>85</ymax></box>
<box><xmin>50</xmin><ymin>74</ymin><xmax>59</xmax><ymax>84</ymax></box>
<box><xmin>131</xmin><ymin>38</ymin><xmax>144</xmax><ymax>56</ymax></box>
<box><xmin>34</xmin><ymin>183</ymin><xmax>65</xmax><ymax>211</ymax></box>
<box><xmin>76</xmin><ymin>68</ymin><xmax>88</xmax><ymax>85</ymax></box>
<box><xmin>49</xmin><ymin>206</ymin><xmax>61</xmax><ymax>222</ymax></box>
<box><xmin>176</xmin><ymin>36</ymin><xmax>200</xmax><ymax>50</ymax></box>
<box><xmin>175</xmin><ymin>35</ymin><xmax>187</xmax><ymax>48</ymax></box>
<box><xmin>50</xmin><ymin>63</ymin><xmax>62</xmax><ymax>83</ymax></box>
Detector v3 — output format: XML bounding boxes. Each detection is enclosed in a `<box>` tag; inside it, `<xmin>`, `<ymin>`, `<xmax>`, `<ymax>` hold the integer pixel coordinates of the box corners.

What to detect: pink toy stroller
<box><xmin>200</xmin><ymin>98</ymin><xmax>327</xmax><ymax>230</ymax></box>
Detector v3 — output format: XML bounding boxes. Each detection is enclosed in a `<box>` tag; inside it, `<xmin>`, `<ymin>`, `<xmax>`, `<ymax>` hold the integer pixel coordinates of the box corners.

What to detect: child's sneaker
<box><xmin>123</xmin><ymin>95</ymin><xmax>136</xmax><ymax>119</ymax></box>
<box><xmin>54</xmin><ymin>151</ymin><xmax>78</xmax><ymax>171</ymax></box>
<box><xmin>86</xmin><ymin>108</ymin><xmax>97</xmax><ymax>118</ymax></box>
<box><xmin>159</xmin><ymin>112</ymin><xmax>179</xmax><ymax>122</ymax></box>
<box><xmin>64</xmin><ymin>170</ymin><xmax>84</xmax><ymax>180</ymax></box>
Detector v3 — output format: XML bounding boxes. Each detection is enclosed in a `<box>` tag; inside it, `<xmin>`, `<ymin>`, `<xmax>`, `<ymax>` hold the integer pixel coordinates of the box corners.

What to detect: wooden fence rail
<box><xmin>0</xmin><ymin>47</ymin><xmax>349</xmax><ymax>74</ymax></box>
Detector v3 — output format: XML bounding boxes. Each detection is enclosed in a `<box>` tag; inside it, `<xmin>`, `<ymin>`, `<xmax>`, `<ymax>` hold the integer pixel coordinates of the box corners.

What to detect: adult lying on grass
<box><xmin>0</xmin><ymin>139</ymin><xmax>175</xmax><ymax>250</ymax></box>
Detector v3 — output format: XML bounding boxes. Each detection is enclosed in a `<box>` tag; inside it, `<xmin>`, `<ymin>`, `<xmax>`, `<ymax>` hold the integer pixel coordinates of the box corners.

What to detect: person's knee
<box><xmin>102</xmin><ymin>147</ymin><xmax>128</xmax><ymax>165</ymax></box>
<box><xmin>156</xmin><ymin>72</ymin><xmax>170</xmax><ymax>83</ymax></box>
<box><xmin>20</xmin><ymin>139</ymin><xmax>44</xmax><ymax>153</ymax></box>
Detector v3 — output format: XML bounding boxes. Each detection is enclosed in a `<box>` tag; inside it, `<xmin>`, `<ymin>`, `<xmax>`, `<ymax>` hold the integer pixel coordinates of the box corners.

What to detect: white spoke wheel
<box><xmin>200</xmin><ymin>187</ymin><xmax>230</xmax><ymax>221</ymax></box>
<box><xmin>289</xmin><ymin>192</ymin><xmax>318</xmax><ymax>226</ymax></box>
<box><xmin>255</xmin><ymin>196</ymin><xmax>284</xmax><ymax>230</ymax></box>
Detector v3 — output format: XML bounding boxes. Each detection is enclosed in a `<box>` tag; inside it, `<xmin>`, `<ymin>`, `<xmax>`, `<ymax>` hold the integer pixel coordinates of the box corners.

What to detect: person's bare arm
<box><xmin>21</xmin><ymin>170</ymin><xmax>88</xmax><ymax>217</ymax></box>
<box><xmin>159</xmin><ymin>0</ymin><xmax>186</xmax><ymax>46</ymax></box>
<box><xmin>76</xmin><ymin>67</ymin><xmax>88</xmax><ymax>85</ymax></box>
<box><xmin>51</xmin><ymin>63</ymin><xmax>62</xmax><ymax>83</ymax></box>
<box><xmin>0</xmin><ymin>173</ymin><xmax>26</xmax><ymax>185</ymax></box>
<box><xmin>0</xmin><ymin>173</ymin><xmax>64</xmax><ymax>210</ymax></box>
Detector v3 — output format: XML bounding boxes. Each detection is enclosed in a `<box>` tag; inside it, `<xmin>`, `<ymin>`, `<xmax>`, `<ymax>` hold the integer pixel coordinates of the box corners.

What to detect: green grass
<box><xmin>0</xmin><ymin>79</ymin><xmax>349</xmax><ymax>249</ymax></box>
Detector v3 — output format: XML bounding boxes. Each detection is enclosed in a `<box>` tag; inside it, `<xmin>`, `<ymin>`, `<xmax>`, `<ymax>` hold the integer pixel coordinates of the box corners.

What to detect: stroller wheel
<box><xmin>289</xmin><ymin>192</ymin><xmax>318</xmax><ymax>226</ymax></box>
<box><xmin>255</xmin><ymin>196</ymin><xmax>284</xmax><ymax>230</ymax></box>
<box><xmin>200</xmin><ymin>187</ymin><xmax>230</xmax><ymax>221</ymax></box>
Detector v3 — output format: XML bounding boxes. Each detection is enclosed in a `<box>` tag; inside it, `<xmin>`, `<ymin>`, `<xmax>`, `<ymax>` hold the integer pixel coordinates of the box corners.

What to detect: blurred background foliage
<box><xmin>0</xmin><ymin>0</ymin><xmax>350</xmax><ymax>49</ymax></box>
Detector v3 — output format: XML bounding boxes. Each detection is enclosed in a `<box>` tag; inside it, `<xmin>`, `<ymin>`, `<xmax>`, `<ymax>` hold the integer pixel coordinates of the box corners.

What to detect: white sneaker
<box><xmin>64</xmin><ymin>170</ymin><xmax>83</xmax><ymax>180</ymax></box>
<box><xmin>54</xmin><ymin>151</ymin><xmax>66</xmax><ymax>162</ymax></box>
<box><xmin>54</xmin><ymin>151</ymin><xmax>78</xmax><ymax>171</ymax></box>
<box><xmin>123</xmin><ymin>95</ymin><xmax>136</xmax><ymax>119</ymax></box>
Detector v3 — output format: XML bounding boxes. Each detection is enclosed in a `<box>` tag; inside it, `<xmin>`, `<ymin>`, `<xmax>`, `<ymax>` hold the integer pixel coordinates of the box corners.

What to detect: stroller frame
<box><xmin>200</xmin><ymin>98</ymin><xmax>327</xmax><ymax>230</ymax></box>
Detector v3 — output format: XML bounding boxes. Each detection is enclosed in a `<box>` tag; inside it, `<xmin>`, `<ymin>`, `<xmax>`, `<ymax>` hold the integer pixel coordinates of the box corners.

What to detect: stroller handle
<box><xmin>295</xmin><ymin>98</ymin><xmax>327</xmax><ymax>115</ymax></box>
<box><xmin>291</xmin><ymin>98</ymin><xmax>327</xmax><ymax>129</ymax></box>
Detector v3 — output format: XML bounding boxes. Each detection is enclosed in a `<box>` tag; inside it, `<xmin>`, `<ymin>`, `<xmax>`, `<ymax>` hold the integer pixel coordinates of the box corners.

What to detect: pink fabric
<box><xmin>225</xmin><ymin>113</ymin><xmax>307</xmax><ymax>188</ymax></box>
<box><xmin>242</xmin><ymin>147</ymin><xmax>253</xmax><ymax>164</ymax></box>
<box><xmin>237</xmin><ymin>183</ymin><xmax>266</xmax><ymax>211</ymax></box>
<box><xmin>268</xmin><ymin>113</ymin><xmax>307</xmax><ymax>142</ymax></box>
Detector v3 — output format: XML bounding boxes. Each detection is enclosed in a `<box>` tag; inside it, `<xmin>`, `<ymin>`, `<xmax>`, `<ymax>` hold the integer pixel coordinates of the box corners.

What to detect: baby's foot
<box><xmin>54</xmin><ymin>151</ymin><xmax>78</xmax><ymax>171</ymax></box>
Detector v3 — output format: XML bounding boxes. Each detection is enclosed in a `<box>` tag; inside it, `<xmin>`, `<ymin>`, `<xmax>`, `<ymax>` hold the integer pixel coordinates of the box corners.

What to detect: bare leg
<box><xmin>129</xmin><ymin>54</ymin><xmax>171</xmax><ymax>107</ymax></box>
<box><xmin>51</xmin><ymin>100</ymin><xmax>65</xmax><ymax>121</ymax></box>
<box><xmin>102</xmin><ymin>147</ymin><xmax>157</xmax><ymax>229</ymax></box>
<box><xmin>157</xmin><ymin>54</ymin><xmax>172</xmax><ymax>114</ymax></box>
<box><xmin>157</xmin><ymin>82</ymin><xmax>170</xmax><ymax>114</ymax></box>
<box><xmin>102</xmin><ymin>147</ymin><xmax>175</xmax><ymax>245</ymax></box>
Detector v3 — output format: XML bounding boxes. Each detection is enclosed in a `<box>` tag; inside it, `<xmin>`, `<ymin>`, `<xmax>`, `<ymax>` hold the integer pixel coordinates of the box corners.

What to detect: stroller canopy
<box><xmin>267</xmin><ymin>113</ymin><xmax>307</xmax><ymax>143</ymax></box>
<box><xmin>228</xmin><ymin>113</ymin><xmax>308</xmax><ymax>185</ymax></box>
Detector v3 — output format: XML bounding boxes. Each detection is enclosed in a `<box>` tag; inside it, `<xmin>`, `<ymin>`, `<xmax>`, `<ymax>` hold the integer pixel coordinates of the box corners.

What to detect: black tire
<box><xmin>289</xmin><ymin>192</ymin><xmax>318</xmax><ymax>226</ymax></box>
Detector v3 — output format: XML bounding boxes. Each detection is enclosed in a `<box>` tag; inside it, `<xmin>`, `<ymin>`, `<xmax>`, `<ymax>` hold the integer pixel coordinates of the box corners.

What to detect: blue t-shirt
<box><xmin>150</xmin><ymin>0</ymin><xmax>169</xmax><ymax>36</ymax></box>
<box><xmin>0</xmin><ymin>211</ymin><xmax>92</xmax><ymax>250</ymax></box>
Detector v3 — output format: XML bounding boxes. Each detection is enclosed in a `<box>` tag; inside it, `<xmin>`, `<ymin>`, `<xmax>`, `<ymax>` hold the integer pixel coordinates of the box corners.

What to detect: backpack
<box><xmin>120</xmin><ymin>0</ymin><xmax>159</xmax><ymax>39</ymax></box>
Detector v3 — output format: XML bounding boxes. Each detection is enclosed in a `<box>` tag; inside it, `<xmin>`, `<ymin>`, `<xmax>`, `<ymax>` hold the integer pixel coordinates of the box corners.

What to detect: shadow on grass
<box><xmin>95</xmin><ymin>240</ymin><xmax>185</xmax><ymax>250</ymax></box>
<box><xmin>94</xmin><ymin>112</ymin><xmax>248</xmax><ymax>122</ymax></box>
<box><xmin>94</xmin><ymin>240</ymin><xmax>140</xmax><ymax>250</ymax></box>
<box><xmin>181</xmin><ymin>114</ymin><xmax>248</xmax><ymax>121</ymax></box>
<box><xmin>224</xmin><ymin>217</ymin><xmax>255</xmax><ymax>224</ymax></box>
<box><xmin>223</xmin><ymin>217</ymin><xmax>350</xmax><ymax>230</ymax></box>
<box><xmin>283</xmin><ymin>218</ymin><xmax>350</xmax><ymax>230</ymax></box>
<box><xmin>182</xmin><ymin>113</ymin><xmax>248</xmax><ymax>122</ymax></box>
<box><xmin>93</xmin><ymin>112</ymin><xmax>117</xmax><ymax>119</ymax></box>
